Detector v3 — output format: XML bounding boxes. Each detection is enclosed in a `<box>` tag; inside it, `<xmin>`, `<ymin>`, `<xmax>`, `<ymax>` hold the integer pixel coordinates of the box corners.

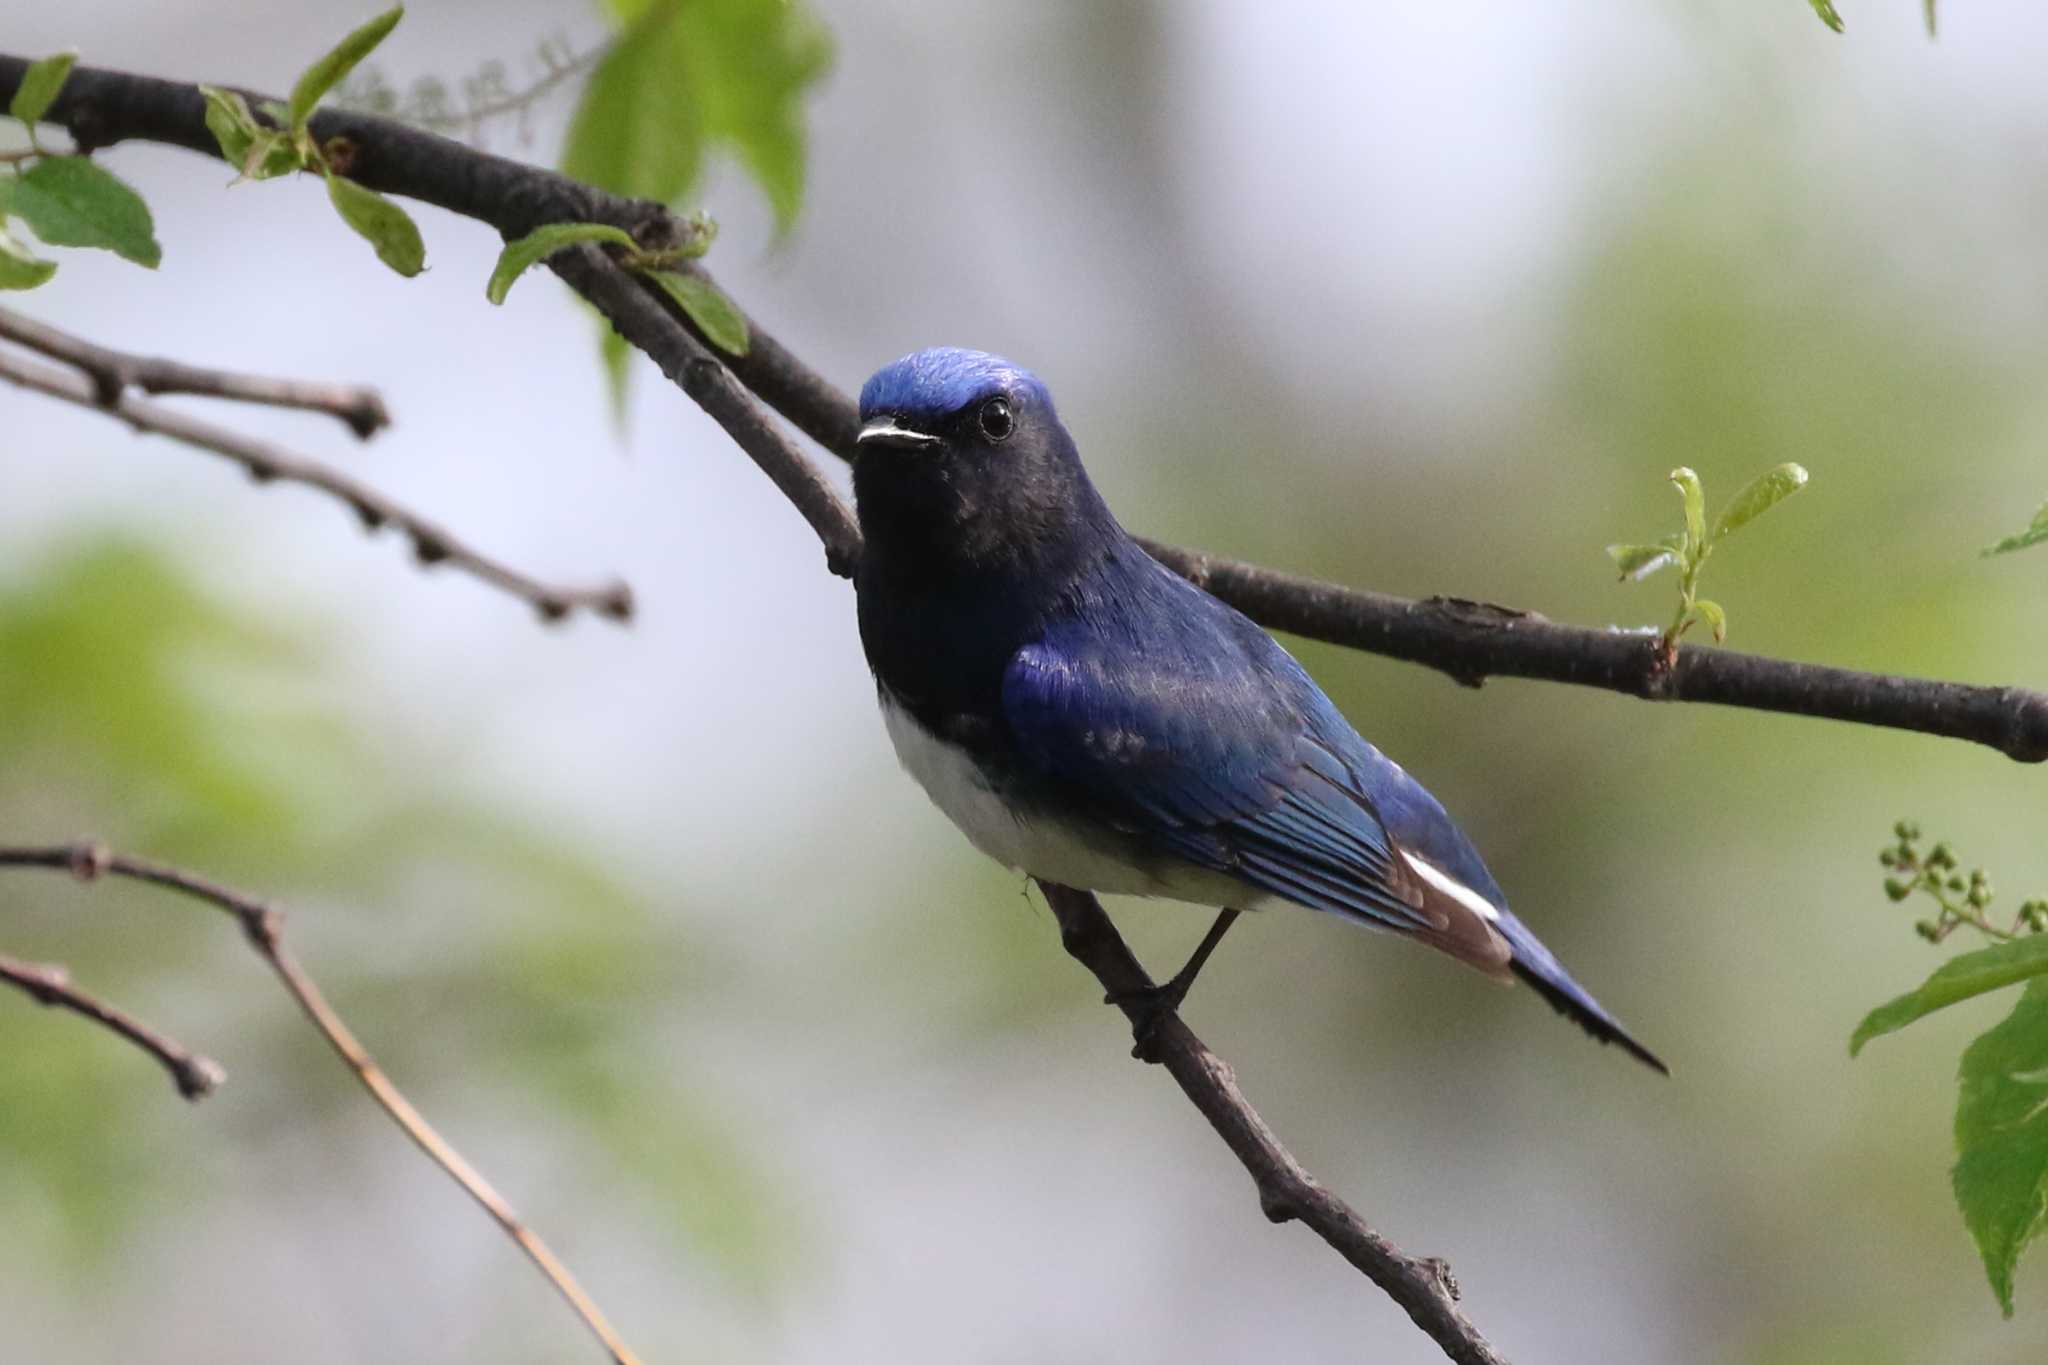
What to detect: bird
<box><xmin>849</xmin><ymin>345</ymin><xmax>1665</xmax><ymax>1073</ymax></box>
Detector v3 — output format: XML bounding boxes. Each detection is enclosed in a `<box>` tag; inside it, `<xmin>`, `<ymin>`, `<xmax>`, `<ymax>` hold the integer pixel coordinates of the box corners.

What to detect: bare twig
<box><xmin>0</xmin><ymin>306</ymin><xmax>390</xmax><ymax>439</ymax></box>
<box><xmin>1036</xmin><ymin>882</ymin><xmax>1508</xmax><ymax>1365</ymax></box>
<box><xmin>0</xmin><ymin>348</ymin><xmax>632</xmax><ymax>626</ymax></box>
<box><xmin>0</xmin><ymin>841</ymin><xmax>643</xmax><ymax>1365</ymax></box>
<box><xmin>0</xmin><ymin>949</ymin><xmax>225</xmax><ymax>1100</ymax></box>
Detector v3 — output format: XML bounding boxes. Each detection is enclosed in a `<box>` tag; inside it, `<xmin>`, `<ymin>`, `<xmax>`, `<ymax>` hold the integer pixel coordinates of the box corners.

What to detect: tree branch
<box><xmin>1036</xmin><ymin>882</ymin><xmax>1507</xmax><ymax>1365</ymax></box>
<box><xmin>0</xmin><ymin>305</ymin><xmax>390</xmax><ymax>438</ymax></box>
<box><xmin>0</xmin><ymin>346</ymin><xmax>633</xmax><ymax>626</ymax></box>
<box><xmin>12</xmin><ymin>54</ymin><xmax>2040</xmax><ymax>757</ymax></box>
<box><xmin>0</xmin><ymin>841</ymin><xmax>643</xmax><ymax>1365</ymax></box>
<box><xmin>0</xmin><ymin>948</ymin><xmax>225</xmax><ymax>1099</ymax></box>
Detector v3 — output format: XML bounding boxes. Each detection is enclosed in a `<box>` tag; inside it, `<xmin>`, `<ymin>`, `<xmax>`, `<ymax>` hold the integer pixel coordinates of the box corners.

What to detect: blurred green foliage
<box><xmin>564</xmin><ymin>0</ymin><xmax>829</xmax><ymax>406</ymax></box>
<box><xmin>0</xmin><ymin>538</ymin><xmax>789</xmax><ymax>1291</ymax></box>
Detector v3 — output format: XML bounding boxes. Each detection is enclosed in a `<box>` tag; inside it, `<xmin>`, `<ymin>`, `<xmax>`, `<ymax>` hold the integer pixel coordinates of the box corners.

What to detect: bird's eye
<box><xmin>977</xmin><ymin>396</ymin><xmax>1014</xmax><ymax>442</ymax></box>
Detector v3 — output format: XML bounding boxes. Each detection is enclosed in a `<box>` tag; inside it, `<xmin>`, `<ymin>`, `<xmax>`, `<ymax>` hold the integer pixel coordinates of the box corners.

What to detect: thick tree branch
<box><xmin>0</xmin><ymin>305</ymin><xmax>390</xmax><ymax>438</ymax></box>
<box><xmin>0</xmin><ymin>841</ymin><xmax>642</xmax><ymax>1365</ymax></box>
<box><xmin>1036</xmin><ymin>882</ymin><xmax>1507</xmax><ymax>1365</ymax></box>
<box><xmin>11</xmin><ymin>54</ymin><xmax>2041</xmax><ymax>757</ymax></box>
<box><xmin>0</xmin><ymin>346</ymin><xmax>633</xmax><ymax>625</ymax></box>
<box><xmin>0</xmin><ymin>948</ymin><xmax>225</xmax><ymax>1099</ymax></box>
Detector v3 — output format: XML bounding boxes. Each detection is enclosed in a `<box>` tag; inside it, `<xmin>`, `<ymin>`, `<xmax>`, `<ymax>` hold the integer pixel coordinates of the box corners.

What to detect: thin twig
<box><xmin>0</xmin><ymin>841</ymin><xmax>643</xmax><ymax>1365</ymax></box>
<box><xmin>0</xmin><ymin>305</ymin><xmax>391</xmax><ymax>438</ymax></box>
<box><xmin>0</xmin><ymin>949</ymin><xmax>225</xmax><ymax>1099</ymax></box>
<box><xmin>0</xmin><ymin>348</ymin><xmax>633</xmax><ymax>626</ymax></box>
<box><xmin>1036</xmin><ymin>882</ymin><xmax>1508</xmax><ymax>1365</ymax></box>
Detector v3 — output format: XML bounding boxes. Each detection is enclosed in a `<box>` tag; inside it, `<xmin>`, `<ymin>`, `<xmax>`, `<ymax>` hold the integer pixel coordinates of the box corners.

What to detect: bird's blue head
<box><xmin>853</xmin><ymin>347</ymin><xmax>1118</xmax><ymax>578</ymax></box>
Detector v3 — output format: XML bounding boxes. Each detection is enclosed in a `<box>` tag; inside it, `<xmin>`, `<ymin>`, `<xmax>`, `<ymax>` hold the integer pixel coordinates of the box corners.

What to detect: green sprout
<box><xmin>197</xmin><ymin>7</ymin><xmax>425</xmax><ymax>277</ymax></box>
<box><xmin>1982</xmin><ymin>498</ymin><xmax>2048</xmax><ymax>559</ymax></box>
<box><xmin>1606</xmin><ymin>462</ymin><xmax>1808</xmax><ymax>660</ymax></box>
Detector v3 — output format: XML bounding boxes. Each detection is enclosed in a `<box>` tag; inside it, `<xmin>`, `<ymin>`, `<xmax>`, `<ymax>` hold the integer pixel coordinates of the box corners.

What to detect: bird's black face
<box><xmin>853</xmin><ymin>349</ymin><xmax>1116</xmax><ymax>581</ymax></box>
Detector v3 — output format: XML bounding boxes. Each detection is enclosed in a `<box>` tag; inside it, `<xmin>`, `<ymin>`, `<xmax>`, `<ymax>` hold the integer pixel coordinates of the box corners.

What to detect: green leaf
<box><xmin>1926</xmin><ymin>0</ymin><xmax>1938</xmax><ymax>38</ymax></box>
<box><xmin>323</xmin><ymin>169</ymin><xmax>423</xmax><ymax>277</ymax></box>
<box><xmin>289</xmin><ymin>5</ymin><xmax>404</xmax><ymax>132</ymax></box>
<box><xmin>563</xmin><ymin>5</ymin><xmax>705</xmax><ymax>215</ymax></box>
<box><xmin>1711</xmin><ymin>462</ymin><xmax>1809</xmax><ymax>543</ymax></box>
<box><xmin>0</xmin><ymin>220</ymin><xmax>57</xmax><ymax>289</ymax></box>
<box><xmin>1808</xmin><ymin>0</ymin><xmax>1845</xmax><ymax>33</ymax></box>
<box><xmin>9</xmin><ymin>51</ymin><xmax>77</xmax><ymax>127</ymax></box>
<box><xmin>1693</xmin><ymin>598</ymin><xmax>1727</xmax><ymax>642</ymax></box>
<box><xmin>1851</xmin><ymin>935</ymin><xmax>2048</xmax><ymax>1056</ymax></box>
<box><xmin>198</xmin><ymin>85</ymin><xmax>259</xmax><ymax>166</ymax></box>
<box><xmin>599</xmin><ymin>325</ymin><xmax>633</xmax><ymax>423</ymax></box>
<box><xmin>1983</xmin><ymin>500</ymin><xmax>2048</xmax><ymax>558</ymax></box>
<box><xmin>573</xmin><ymin>0</ymin><xmax>831</xmax><ymax>233</ymax></box>
<box><xmin>1670</xmin><ymin>466</ymin><xmax>1706</xmax><ymax>554</ymax></box>
<box><xmin>646</xmin><ymin>269</ymin><xmax>749</xmax><ymax>356</ymax></box>
<box><xmin>10</xmin><ymin>156</ymin><xmax>161</xmax><ymax>267</ymax></box>
<box><xmin>1606</xmin><ymin>543</ymin><xmax>1677</xmax><ymax>582</ymax></box>
<box><xmin>1953</xmin><ymin>977</ymin><xmax>2048</xmax><ymax>1315</ymax></box>
<box><xmin>487</xmin><ymin>222</ymin><xmax>637</xmax><ymax>305</ymax></box>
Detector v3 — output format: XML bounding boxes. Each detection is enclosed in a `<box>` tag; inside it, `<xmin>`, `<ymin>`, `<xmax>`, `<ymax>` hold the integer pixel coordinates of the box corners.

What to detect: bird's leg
<box><xmin>1107</xmin><ymin>908</ymin><xmax>1241</xmax><ymax>1061</ymax></box>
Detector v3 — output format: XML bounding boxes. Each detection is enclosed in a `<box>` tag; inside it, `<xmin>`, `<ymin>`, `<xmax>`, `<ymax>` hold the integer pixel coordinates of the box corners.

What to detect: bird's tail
<box><xmin>1492</xmin><ymin>909</ymin><xmax>1667</xmax><ymax>1074</ymax></box>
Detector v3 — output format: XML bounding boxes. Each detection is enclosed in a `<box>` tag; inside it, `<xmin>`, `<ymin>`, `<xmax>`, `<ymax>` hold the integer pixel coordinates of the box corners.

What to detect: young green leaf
<box><xmin>646</xmin><ymin>270</ymin><xmax>749</xmax><ymax>356</ymax></box>
<box><xmin>1982</xmin><ymin>500</ymin><xmax>2048</xmax><ymax>558</ymax></box>
<box><xmin>1711</xmin><ymin>462</ymin><xmax>1809</xmax><ymax>543</ymax></box>
<box><xmin>289</xmin><ymin>5</ymin><xmax>404</xmax><ymax>132</ymax></box>
<box><xmin>1606</xmin><ymin>543</ymin><xmax>1676</xmax><ymax>582</ymax></box>
<box><xmin>487</xmin><ymin>222</ymin><xmax>637</xmax><ymax>304</ymax></box>
<box><xmin>0</xmin><ymin>221</ymin><xmax>57</xmax><ymax>289</ymax></box>
<box><xmin>1952</xmin><ymin>977</ymin><xmax>2048</xmax><ymax>1315</ymax></box>
<box><xmin>1693</xmin><ymin>598</ymin><xmax>1727</xmax><ymax>642</ymax></box>
<box><xmin>1670</xmin><ymin>466</ymin><xmax>1706</xmax><ymax>555</ymax></box>
<box><xmin>198</xmin><ymin>85</ymin><xmax>260</xmax><ymax>165</ymax></box>
<box><xmin>1851</xmin><ymin>934</ymin><xmax>2048</xmax><ymax>1055</ymax></box>
<box><xmin>324</xmin><ymin>169</ymin><xmax>423</xmax><ymax>276</ymax></box>
<box><xmin>9</xmin><ymin>156</ymin><xmax>161</xmax><ymax>267</ymax></box>
<box><xmin>9</xmin><ymin>50</ymin><xmax>77</xmax><ymax>127</ymax></box>
<box><xmin>1808</xmin><ymin>0</ymin><xmax>1845</xmax><ymax>32</ymax></box>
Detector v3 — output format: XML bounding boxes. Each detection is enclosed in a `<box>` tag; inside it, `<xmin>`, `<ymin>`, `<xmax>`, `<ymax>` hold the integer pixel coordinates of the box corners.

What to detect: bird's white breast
<box><xmin>879</xmin><ymin>693</ymin><xmax>1257</xmax><ymax>906</ymax></box>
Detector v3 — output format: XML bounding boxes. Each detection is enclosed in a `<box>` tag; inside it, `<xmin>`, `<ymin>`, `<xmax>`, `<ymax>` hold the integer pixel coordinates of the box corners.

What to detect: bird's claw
<box><xmin>1104</xmin><ymin>979</ymin><xmax>1187</xmax><ymax>1062</ymax></box>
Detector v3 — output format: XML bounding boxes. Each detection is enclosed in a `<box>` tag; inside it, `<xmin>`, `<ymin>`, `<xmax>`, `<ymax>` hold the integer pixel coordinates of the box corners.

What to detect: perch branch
<box><xmin>0</xmin><ymin>305</ymin><xmax>390</xmax><ymax>438</ymax></box>
<box><xmin>0</xmin><ymin>949</ymin><xmax>225</xmax><ymax>1099</ymax></box>
<box><xmin>1037</xmin><ymin>882</ymin><xmax>1507</xmax><ymax>1364</ymax></box>
<box><xmin>0</xmin><ymin>841</ymin><xmax>643</xmax><ymax>1365</ymax></box>
<box><xmin>0</xmin><ymin>347</ymin><xmax>632</xmax><ymax>625</ymax></box>
<box><xmin>8</xmin><ymin>54</ymin><xmax>2040</xmax><ymax>756</ymax></box>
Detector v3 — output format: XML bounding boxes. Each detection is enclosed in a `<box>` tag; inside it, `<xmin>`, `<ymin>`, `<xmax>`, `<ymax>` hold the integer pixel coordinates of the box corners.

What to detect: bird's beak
<box><xmin>856</xmin><ymin>417</ymin><xmax>943</xmax><ymax>452</ymax></box>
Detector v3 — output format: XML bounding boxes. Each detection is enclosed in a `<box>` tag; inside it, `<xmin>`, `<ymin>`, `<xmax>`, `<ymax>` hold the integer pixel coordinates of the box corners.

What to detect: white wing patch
<box><xmin>1400</xmin><ymin>849</ymin><xmax>1501</xmax><ymax>923</ymax></box>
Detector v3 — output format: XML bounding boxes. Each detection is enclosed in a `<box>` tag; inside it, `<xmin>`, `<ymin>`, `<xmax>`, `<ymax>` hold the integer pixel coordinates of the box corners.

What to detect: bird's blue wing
<box><xmin>999</xmin><ymin>606</ymin><xmax>1453</xmax><ymax>939</ymax></box>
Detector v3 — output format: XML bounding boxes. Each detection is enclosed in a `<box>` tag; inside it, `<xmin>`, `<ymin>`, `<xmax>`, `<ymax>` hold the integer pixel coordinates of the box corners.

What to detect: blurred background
<box><xmin>3</xmin><ymin>2</ymin><xmax>2046</xmax><ymax>1361</ymax></box>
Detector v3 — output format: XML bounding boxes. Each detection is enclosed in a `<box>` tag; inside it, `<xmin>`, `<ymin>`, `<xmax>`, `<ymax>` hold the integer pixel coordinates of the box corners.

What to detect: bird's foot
<box><xmin>1103</xmin><ymin>978</ymin><xmax>1191</xmax><ymax>1062</ymax></box>
<box><xmin>1103</xmin><ymin>907</ymin><xmax>1241</xmax><ymax>1062</ymax></box>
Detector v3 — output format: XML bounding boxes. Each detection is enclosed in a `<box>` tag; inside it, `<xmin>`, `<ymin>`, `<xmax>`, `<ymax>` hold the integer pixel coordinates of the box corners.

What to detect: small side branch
<box><xmin>0</xmin><ymin>949</ymin><xmax>225</xmax><ymax>1099</ymax></box>
<box><xmin>548</xmin><ymin>248</ymin><xmax>864</xmax><ymax>578</ymax></box>
<box><xmin>0</xmin><ymin>306</ymin><xmax>390</xmax><ymax>439</ymax></box>
<box><xmin>0</xmin><ymin>349</ymin><xmax>632</xmax><ymax>626</ymax></box>
<box><xmin>1036</xmin><ymin>882</ymin><xmax>1509</xmax><ymax>1365</ymax></box>
<box><xmin>0</xmin><ymin>841</ymin><xmax>643</xmax><ymax>1365</ymax></box>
